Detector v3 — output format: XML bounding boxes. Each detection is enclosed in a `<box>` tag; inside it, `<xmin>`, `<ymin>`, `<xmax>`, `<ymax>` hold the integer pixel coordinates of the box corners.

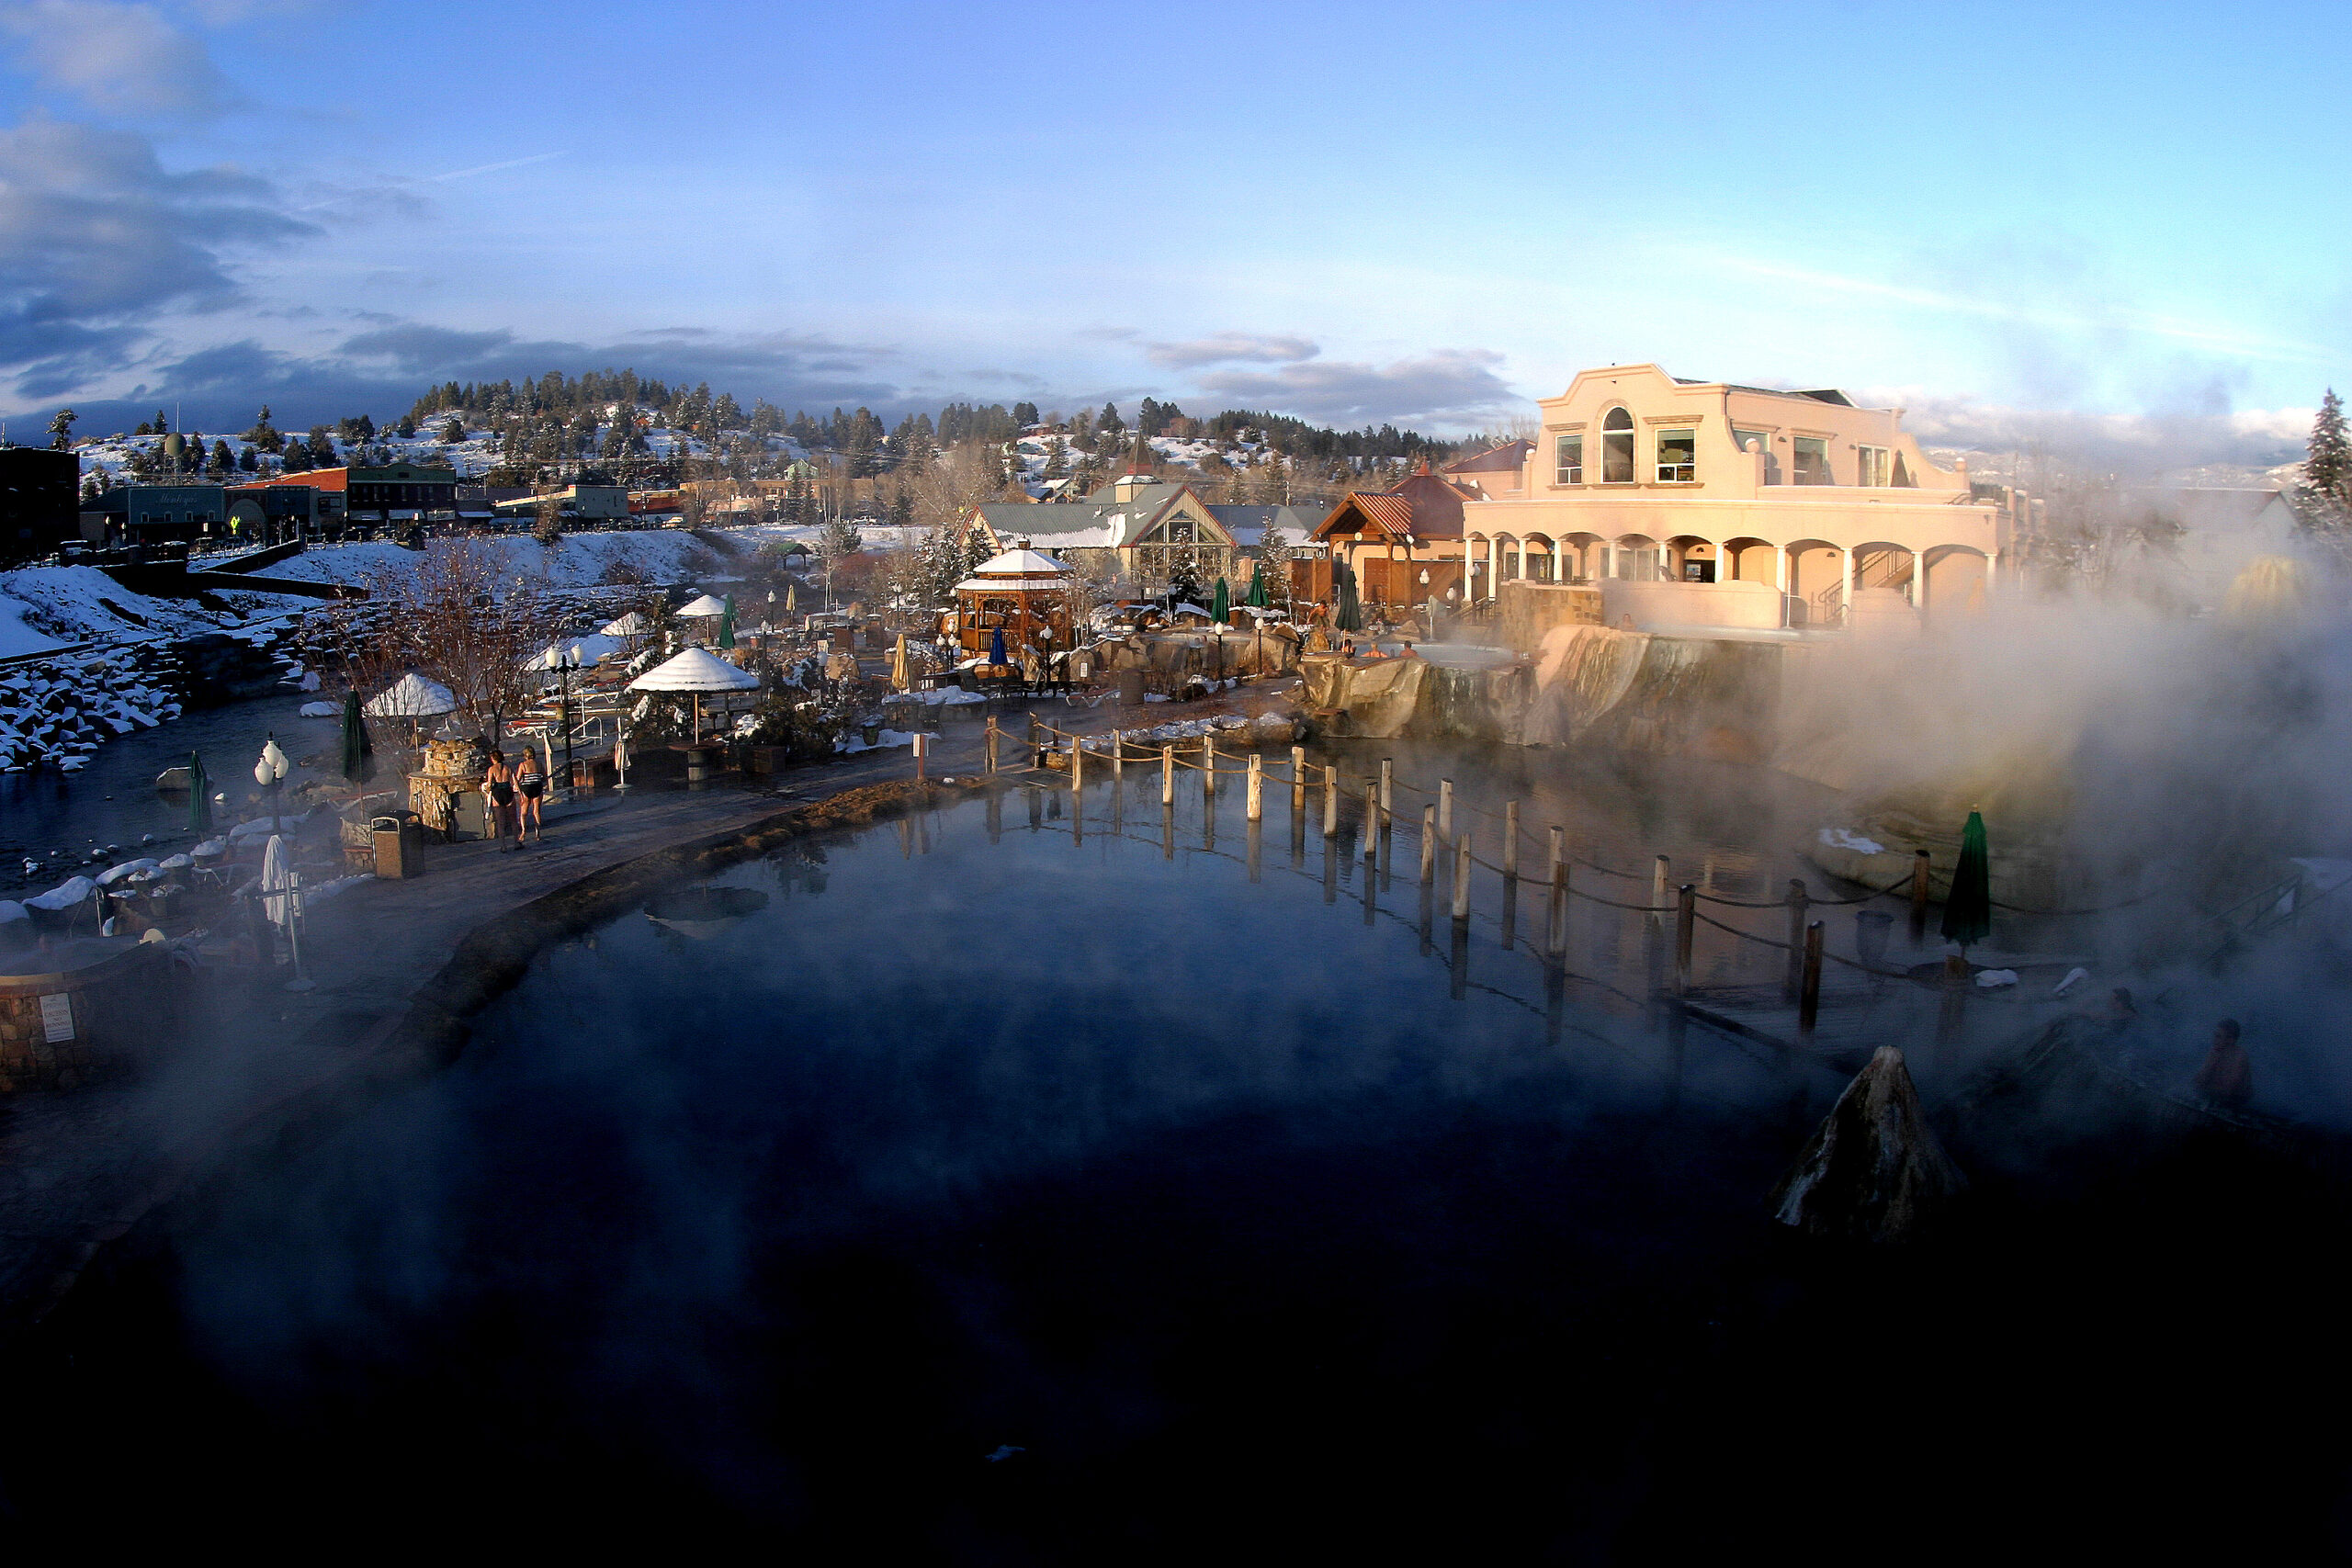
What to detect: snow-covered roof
<box><xmin>969</xmin><ymin>548</ymin><xmax>1071</xmax><ymax>578</ymax></box>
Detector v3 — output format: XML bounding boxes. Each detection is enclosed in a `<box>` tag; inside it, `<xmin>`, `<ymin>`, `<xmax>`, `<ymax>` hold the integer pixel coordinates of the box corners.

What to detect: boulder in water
<box><xmin>1770</xmin><ymin>1045</ymin><xmax>1966</xmax><ymax>1243</ymax></box>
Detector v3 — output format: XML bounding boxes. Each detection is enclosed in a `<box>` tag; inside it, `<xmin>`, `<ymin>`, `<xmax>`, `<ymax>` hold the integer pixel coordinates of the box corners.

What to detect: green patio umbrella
<box><xmin>1940</xmin><ymin>808</ymin><xmax>1992</xmax><ymax>952</ymax></box>
<box><xmin>718</xmin><ymin>593</ymin><xmax>737</xmax><ymax>649</ymax></box>
<box><xmin>1211</xmin><ymin>575</ymin><xmax>1229</xmax><ymax>624</ymax></box>
<box><xmin>340</xmin><ymin>688</ymin><xmax>372</xmax><ymax>783</ymax></box>
<box><xmin>187</xmin><ymin>750</ymin><xmax>211</xmax><ymax>834</ymax></box>
<box><xmin>1245</xmin><ymin>563</ymin><xmax>1268</xmax><ymax>608</ymax></box>
<box><xmin>1335</xmin><ymin>562</ymin><xmax>1363</xmax><ymax>633</ymax></box>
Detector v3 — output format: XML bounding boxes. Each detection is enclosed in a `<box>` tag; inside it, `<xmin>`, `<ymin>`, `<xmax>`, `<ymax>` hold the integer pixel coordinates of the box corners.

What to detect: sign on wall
<box><xmin>39</xmin><ymin>992</ymin><xmax>74</xmax><ymax>1043</ymax></box>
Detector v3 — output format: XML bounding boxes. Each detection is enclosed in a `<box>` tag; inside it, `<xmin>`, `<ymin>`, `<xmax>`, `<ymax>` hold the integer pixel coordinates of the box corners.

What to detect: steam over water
<box><xmin>11</xmin><ymin>760</ymin><xmax>2352</xmax><ymax>1554</ymax></box>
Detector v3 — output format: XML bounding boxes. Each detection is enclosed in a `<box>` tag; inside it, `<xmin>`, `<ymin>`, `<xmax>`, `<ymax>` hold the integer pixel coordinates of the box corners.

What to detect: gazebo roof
<box><xmin>969</xmin><ymin>547</ymin><xmax>1070</xmax><ymax>579</ymax></box>
<box><xmin>677</xmin><ymin>592</ymin><xmax>730</xmax><ymax>617</ymax></box>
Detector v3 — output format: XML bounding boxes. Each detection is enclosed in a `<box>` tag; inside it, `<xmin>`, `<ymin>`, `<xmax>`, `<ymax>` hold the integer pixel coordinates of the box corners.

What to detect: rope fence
<box><xmin>995</xmin><ymin>714</ymin><xmax>2128</xmax><ymax>932</ymax></box>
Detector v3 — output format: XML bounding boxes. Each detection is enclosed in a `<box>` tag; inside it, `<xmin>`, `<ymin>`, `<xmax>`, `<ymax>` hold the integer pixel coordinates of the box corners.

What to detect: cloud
<box><xmin>0</xmin><ymin>118</ymin><xmax>311</xmax><ymax>386</ymax></box>
<box><xmin>1713</xmin><ymin>254</ymin><xmax>2329</xmax><ymax>367</ymax></box>
<box><xmin>1146</xmin><ymin>332</ymin><xmax>1318</xmax><ymax>369</ymax></box>
<box><xmin>0</xmin><ymin>0</ymin><xmax>239</xmax><ymax>116</ymax></box>
<box><xmin>1894</xmin><ymin>393</ymin><xmax>2312</xmax><ymax>474</ymax></box>
<box><xmin>1193</xmin><ymin>349</ymin><xmax>1515</xmax><ymax>429</ymax></box>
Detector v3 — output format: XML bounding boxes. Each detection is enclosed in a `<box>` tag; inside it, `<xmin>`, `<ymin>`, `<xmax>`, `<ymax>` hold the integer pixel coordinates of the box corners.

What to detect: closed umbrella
<box><xmin>1212</xmin><ymin>575</ymin><xmax>1229</xmax><ymax>625</ymax></box>
<box><xmin>1335</xmin><ymin>562</ymin><xmax>1363</xmax><ymax>633</ymax></box>
<box><xmin>259</xmin><ymin>833</ymin><xmax>292</xmax><ymax>928</ymax></box>
<box><xmin>1245</xmin><ymin>562</ymin><xmax>1268</xmax><ymax>608</ymax></box>
<box><xmin>989</xmin><ymin>625</ymin><xmax>1008</xmax><ymax>667</ymax></box>
<box><xmin>1940</xmin><ymin>807</ymin><xmax>1992</xmax><ymax>953</ymax></box>
<box><xmin>187</xmin><ymin>750</ymin><xmax>211</xmax><ymax>834</ymax></box>
<box><xmin>340</xmin><ymin>688</ymin><xmax>371</xmax><ymax>783</ymax></box>
<box><xmin>786</xmin><ymin>581</ymin><xmax>797</xmax><ymax>615</ymax></box>
<box><xmin>718</xmin><ymin>594</ymin><xmax>737</xmax><ymax>650</ymax></box>
<box><xmin>890</xmin><ymin>634</ymin><xmax>912</xmax><ymax>692</ymax></box>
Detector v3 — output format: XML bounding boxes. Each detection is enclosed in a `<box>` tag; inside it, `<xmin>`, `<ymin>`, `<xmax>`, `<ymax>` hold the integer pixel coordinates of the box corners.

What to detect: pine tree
<box><xmin>47</xmin><ymin>408</ymin><xmax>75</xmax><ymax>450</ymax></box>
<box><xmin>442</xmin><ymin>416</ymin><xmax>465</xmax><ymax>444</ymax></box>
<box><xmin>2308</xmin><ymin>389</ymin><xmax>2350</xmax><ymax>502</ymax></box>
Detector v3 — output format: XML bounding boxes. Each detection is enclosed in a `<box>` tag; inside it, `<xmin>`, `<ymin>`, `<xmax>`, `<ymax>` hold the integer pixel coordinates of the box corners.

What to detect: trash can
<box><xmin>1855</xmin><ymin>908</ymin><xmax>1893</xmax><ymax>967</ymax></box>
<box><xmin>373</xmin><ymin>815</ymin><xmax>419</xmax><ymax>879</ymax></box>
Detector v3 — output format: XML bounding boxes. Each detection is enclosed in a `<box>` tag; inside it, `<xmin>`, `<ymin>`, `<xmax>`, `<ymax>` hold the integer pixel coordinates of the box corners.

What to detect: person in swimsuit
<box><xmin>481</xmin><ymin>750</ymin><xmax>516</xmax><ymax>842</ymax></box>
<box><xmin>516</xmin><ymin>749</ymin><xmax>547</xmax><ymax>842</ymax></box>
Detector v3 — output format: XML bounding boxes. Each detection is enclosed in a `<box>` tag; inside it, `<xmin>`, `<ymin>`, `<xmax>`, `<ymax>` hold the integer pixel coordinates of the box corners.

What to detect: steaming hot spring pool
<box><xmin>21</xmin><ymin>753</ymin><xmax>2352</xmax><ymax>1555</ymax></box>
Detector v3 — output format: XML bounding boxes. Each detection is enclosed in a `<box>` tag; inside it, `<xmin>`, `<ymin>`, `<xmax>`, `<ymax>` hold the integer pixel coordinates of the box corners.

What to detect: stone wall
<box><xmin>0</xmin><ymin>942</ymin><xmax>172</xmax><ymax>1092</ymax></box>
<box><xmin>1495</xmin><ymin>581</ymin><xmax>1602</xmax><ymax>654</ymax></box>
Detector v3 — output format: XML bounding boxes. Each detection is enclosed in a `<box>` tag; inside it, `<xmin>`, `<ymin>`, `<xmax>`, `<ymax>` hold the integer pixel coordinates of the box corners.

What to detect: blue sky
<box><xmin>0</xmin><ymin>0</ymin><xmax>2344</xmax><ymax>465</ymax></box>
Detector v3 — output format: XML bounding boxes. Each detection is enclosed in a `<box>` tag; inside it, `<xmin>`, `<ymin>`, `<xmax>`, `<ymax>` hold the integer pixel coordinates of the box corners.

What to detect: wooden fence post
<box><xmin>1800</xmin><ymin>920</ymin><xmax>1824</xmax><ymax>1033</ymax></box>
<box><xmin>1911</xmin><ymin>848</ymin><xmax>1932</xmax><ymax>932</ymax></box>
<box><xmin>1421</xmin><ymin>805</ymin><xmax>1437</xmax><ymax>885</ymax></box>
<box><xmin>1452</xmin><ymin>829</ymin><xmax>1473</xmax><ymax>921</ymax></box>
<box><xmin>1069</xmin><ymin>734</ymin><xmax>1082</xmax><ymax>794</ymax></box>
<box><xmin>1291</xmin><ymin>744</ymin><xmax>1306</xmax><ymax>811</ymax></box>
<box><xmin>1247</xmin><ymin>752</ymin><xmax>1263</xmax><ymax>821</ymax></box>
<box><xmin>1502</xmin><ymin>800</ymin><xmax>1520</xmax><ymax>879</ymax></box>
<box><xmin>1161</xmin><ymin>743</ymin><xmax>1174</xmax><ymax>805</ymax></box>
<box><xmin>1203</xmin><ymin>735</ymin><xmax>1216</xmax><ymax>797</ymax></box>
<box><xmin>1651</xmin><ymin>854</ymin><xmax>1670</xmax><ymax>921</ymax></box>
<box><xmin>1547</xmin><ymin>827</ymin><xmax>1567</xmax><ymax>958</ymax></box>
<box><xmin>1361</xmin><ymin>783</ymin><xmax>1377</xmax><ymax>861</ymax></box>
<box><xmin>1322</xmin><ymin>765</ymin><xmax>1340</xmax><ymax>838</ymax></box>
<box><xmin>1675</xmin><ymin>884</ymin><xmax>1695</xmax><ymax>994</ymax></box>
<box><xmin>985</xmin><ymin>716</ymin><xmax>999</xmax><ymax>774</ymax></box>
<box><xmin>1439</xmin><ymin>779</ymin><xmax>1453</xmax><ymax>842</ymax></box>
<box><xmin>1379</xmin><ymin>758</ymin><xmax>1393</xmax><ymax>827</ymax></box>
<box><xmin>1111</xmin><ymin>729</ymin><xmax>1123</xmax><ymax>777</ymax></box>
<box><xmin>1783</xmin><ymin>878</ymin><xmax>1810</xmax><ymax>1000</ymax></box>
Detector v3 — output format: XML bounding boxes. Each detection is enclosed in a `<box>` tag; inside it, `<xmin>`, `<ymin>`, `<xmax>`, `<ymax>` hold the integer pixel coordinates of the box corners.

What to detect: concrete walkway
<box><xmin>0</xmin><ymin>731</ymin><xmax>978</xmax><ymax>1337</ymax></box>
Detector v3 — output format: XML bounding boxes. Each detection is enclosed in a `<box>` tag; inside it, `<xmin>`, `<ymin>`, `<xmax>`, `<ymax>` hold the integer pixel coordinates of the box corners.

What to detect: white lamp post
<box><xmin>255</xmin><ymin>733</ymin><xmax>289</xmax><ymax>839</ymax></box>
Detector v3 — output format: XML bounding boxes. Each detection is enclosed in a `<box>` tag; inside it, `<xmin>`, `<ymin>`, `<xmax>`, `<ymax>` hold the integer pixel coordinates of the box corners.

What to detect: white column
<box><xmin>1986</xmin><ymin>549</ymin><xmax>1999</xmax><ymax>598</ymax></box>
<box><xmin>1486</xmin><ymin>535</ymin><xmax>1498</xmax><ymax>599</ymax></box>
<box><xmin>1554</xmin><ymin>539</ymin><xmax>1566</xmax><ymax>582</ymax></box>
<box><xmin>1914</xmin><ymin>548</ymin><xmax>1928</xmax><ymax>615</ymax></box>
<box><xmin>1773</xmin><ymin>544</ymin><xmax>1790</xmax><ymax>627</ymax></box>
<box><xmin>1839</xmin><ymin>547</ymin><xmax>1855</xmax><ymax>626</ymax></box>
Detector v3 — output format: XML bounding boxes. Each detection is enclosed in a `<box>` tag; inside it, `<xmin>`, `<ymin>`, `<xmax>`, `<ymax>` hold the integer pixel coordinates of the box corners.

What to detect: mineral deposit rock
<box><xmin>1770</xmin><ymin>1045</ymin><xmax>1966</xmax><ymax>1243</ymax></box>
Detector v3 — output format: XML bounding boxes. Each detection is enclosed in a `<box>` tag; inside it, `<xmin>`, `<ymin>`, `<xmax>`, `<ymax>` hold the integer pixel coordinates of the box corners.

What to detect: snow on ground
<box><xmin>0</xmin><ymin>565</ymin><xmax>278</xmax><ymax>654</ymax></box>
<box><xmin>267</xmin><ymin>529</ymin><xmax>766</xmax><ymax>592</ymax></box>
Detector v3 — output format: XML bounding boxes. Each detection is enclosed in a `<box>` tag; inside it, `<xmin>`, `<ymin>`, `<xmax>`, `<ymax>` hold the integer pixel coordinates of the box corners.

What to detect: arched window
<box><xmin>1601</xmin><ymin>407</ymin><xmax>1635</xmax><ymax>484</ymax></box>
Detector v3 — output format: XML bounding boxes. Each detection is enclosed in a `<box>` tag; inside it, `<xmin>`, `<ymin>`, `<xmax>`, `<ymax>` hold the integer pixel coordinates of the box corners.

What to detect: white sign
<box><xmin>910</xmin><ymin>734</ymin><xmax>930</xmax><ymax>758</ymax></box>
<box><xmin>39</xmin><ymin>992</ymin><xmax>74</xmax><ymax>1044</ymax></box>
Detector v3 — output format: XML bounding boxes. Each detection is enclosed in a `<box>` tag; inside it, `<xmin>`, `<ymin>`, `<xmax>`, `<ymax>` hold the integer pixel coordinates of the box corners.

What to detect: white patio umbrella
<box><xmin>364</xmin><ymin>672</ymin><xmax>458</xmax><ymax>747</ymax></box>
<box><xmin>626</xmin><ymin>645</ymin><xmax>760</xmax><ymax>742</ymax></box>
<box><xmin>363</xmin><ymin>672</ymin><xmax>458</xmax><ymax>719</ymax></box>
<box><xmin>678</xmin><ymin>593</ymin><xmax>729</xmax><ymax>619</ymax></box>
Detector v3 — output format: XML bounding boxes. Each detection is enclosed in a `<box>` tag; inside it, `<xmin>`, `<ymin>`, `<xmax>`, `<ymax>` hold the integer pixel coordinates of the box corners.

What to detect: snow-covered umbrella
<box><xmin>366</xmin><ymin>672</ymin><xmax>458</xmax><ymax>748</ymax></box>
<box><xmin>365</xmin><ymin>673</ymin><xmax>458</xmax><ymax>719</ymax></box>
<box><xmin>678</xmin><ymin>592</ymin><xmax>729</xmax><ymax>619</ymax></box>
<box><xmin>626</xmin><ymin>646</ymin><xmax>760</xmax><ymax>743</ymax></box>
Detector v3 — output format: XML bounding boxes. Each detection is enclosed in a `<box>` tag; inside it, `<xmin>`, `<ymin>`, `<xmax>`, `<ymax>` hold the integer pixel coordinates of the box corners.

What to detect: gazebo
<box><xmin>627</xmin><ymin>645</ymin><xmax>760</xmax><ymax>743</ymax></box>
<box><xmin>954</xmin><ymin>546</ymin><xmax>1074</xmax><ymax>660</ymax></box>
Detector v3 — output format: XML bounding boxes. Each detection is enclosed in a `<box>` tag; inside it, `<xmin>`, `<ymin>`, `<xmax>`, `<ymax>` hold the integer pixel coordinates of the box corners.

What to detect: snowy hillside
<box><xmin>69</xmin><ymin>411</ymin><xmax>806</xmax><ymax>490</ymax></box>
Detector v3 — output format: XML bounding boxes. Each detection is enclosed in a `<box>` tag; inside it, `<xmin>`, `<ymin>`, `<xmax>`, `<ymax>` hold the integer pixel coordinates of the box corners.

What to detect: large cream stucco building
<box><xmin>1333</xmin><ymin>364</ymin><xmax>2022</xmax><ymax>632</ymax></box>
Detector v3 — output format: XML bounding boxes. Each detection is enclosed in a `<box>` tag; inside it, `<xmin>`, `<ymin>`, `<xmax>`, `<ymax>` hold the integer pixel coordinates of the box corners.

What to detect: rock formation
<box><xmin>1770</xmin><ymin>1045</ymin><xmax>1967</xmax><ymax>1243</ymax></box>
